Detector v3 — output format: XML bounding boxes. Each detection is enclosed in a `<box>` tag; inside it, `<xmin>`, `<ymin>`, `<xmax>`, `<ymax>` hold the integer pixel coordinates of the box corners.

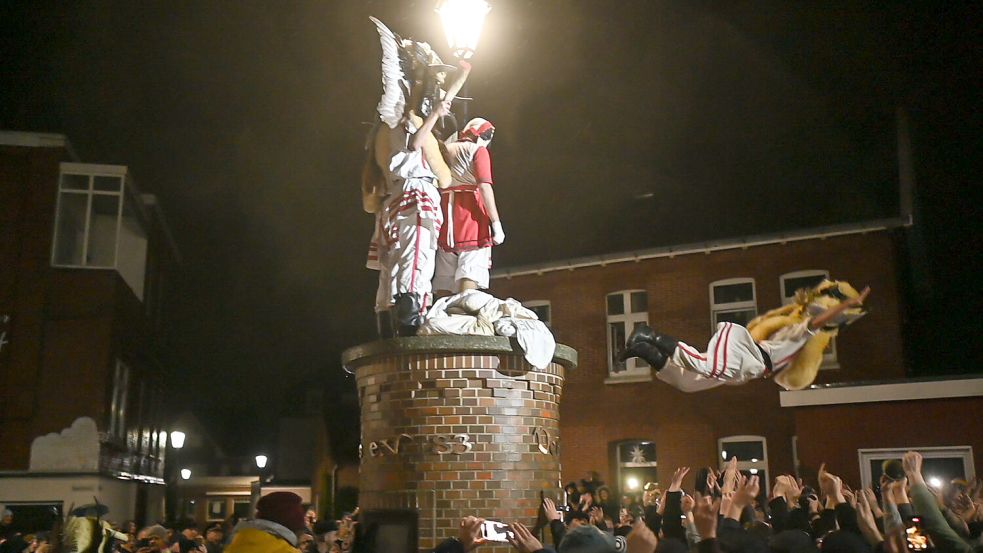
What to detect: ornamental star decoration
<box><xmin>630</xmin><ymin>446</ymin><xmax>647</xmax><ymax>464</ymax></box>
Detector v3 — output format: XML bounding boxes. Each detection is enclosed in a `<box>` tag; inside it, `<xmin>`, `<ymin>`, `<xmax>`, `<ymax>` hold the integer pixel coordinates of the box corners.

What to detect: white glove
<box><xmin>491</xmin><ymin>221</ymin><xmax>505</xmax><ymax>245</ymax></box>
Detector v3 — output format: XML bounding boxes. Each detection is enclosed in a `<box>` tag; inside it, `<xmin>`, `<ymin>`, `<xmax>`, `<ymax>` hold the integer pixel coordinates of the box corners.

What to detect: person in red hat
<box><xmin>225</xmin><ymin>492</ymin><xmax>307</xmax><ymax>553</ymax></box>
<box><xmin>433</xmin><ymin>117</ymin><xmax>505</xmax><ymax>297</ymax></box>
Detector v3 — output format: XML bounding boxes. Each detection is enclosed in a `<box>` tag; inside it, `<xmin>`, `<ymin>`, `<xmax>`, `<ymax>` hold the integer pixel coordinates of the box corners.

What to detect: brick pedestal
<box><xmin>342</xmin><ymin>336</ymin><xmax>577</xmax><ymax>552</ymax></box>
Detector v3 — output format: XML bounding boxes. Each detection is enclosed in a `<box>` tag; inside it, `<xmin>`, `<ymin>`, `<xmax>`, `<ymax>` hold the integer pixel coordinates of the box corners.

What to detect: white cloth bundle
<box><xmin>419</xmin><ymin>290</ymin><xmax>556</xmax><ymax>369</ymax></box>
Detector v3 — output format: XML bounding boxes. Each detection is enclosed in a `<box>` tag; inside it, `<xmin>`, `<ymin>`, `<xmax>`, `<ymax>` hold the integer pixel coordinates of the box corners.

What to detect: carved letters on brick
<box><xmin>532</xmin><ymin>427</ymin><xmax>559</xmax><ymax>456</ymax></box>
<box><xmin>363</xmin><ymin>433</ymin><xmax>473</xmax><ymax>457</ymax></box>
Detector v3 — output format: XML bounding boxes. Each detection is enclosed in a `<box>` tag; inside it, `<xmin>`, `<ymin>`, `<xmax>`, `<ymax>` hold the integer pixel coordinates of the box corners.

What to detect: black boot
<box><xmin>625</xmin><ymin>324</ymin><xmax>658</xmax><ymax>349</ymax></box>
<box><xmin>391</xmin><ymin>293</ymin><xmax>423</xmax><ymax>337</ymax></box>
<box><xmin>626</xmin><ymin>325</ymin><xmax>679</xmax><ymax>357</ymax></box>
<box><xmin>618</xmin><ymin>342</ymin><xmax>668</xmax><ymax>371</ymax></box>
<box><xmin>375</xmin><ymin>311</ymin><xmax>395</xmax><ymax>340</ymax></box>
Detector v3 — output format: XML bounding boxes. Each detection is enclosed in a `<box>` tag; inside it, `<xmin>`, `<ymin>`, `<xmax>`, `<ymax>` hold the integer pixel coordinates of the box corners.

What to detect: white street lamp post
<box><xmin>436</xmin><ymin>0</ymin><xmax>491</xmax><ymax>60</ymax></box>
<box><xmin>170</xmin><ymin>430</ymin><xmax>186</xmax><ymax>449</ymax></box>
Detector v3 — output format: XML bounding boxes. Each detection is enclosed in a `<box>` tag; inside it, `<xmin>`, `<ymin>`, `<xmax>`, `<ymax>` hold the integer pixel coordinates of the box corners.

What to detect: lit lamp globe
<box><xmin>180</xmin><ymin>468</ymin><xmax>192</xmax><ymax>480</ymax></box>
<box><xmin>170</xmin><ymin>431</ymin><xmax>186</xmax><ymax>449</ymax></box>
<box><xmin>436</xmin><ymin>0</ymin><xmax>491</xmax><ymax>60</ymax></box>
<box><xmin>255</xmin><ymin>455</ymin><xmax>269</xmax><ymax>469</ymax></box>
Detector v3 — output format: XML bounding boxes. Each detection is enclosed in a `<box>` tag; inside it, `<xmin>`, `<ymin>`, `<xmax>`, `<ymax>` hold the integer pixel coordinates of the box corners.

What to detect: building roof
<box><xmin>492</xmin><ymin>216</ymin><xmax>911</xmax><ymax>279</ymax></box>
<box><xmin>779</xmin><ymin>374</ymin><xmax>983</xmax><ymax>407</ymax></box>
<box><xmin>0</xmin><ymin>130</ymin><xmax>79</xmax><ymax>161</ymax></box>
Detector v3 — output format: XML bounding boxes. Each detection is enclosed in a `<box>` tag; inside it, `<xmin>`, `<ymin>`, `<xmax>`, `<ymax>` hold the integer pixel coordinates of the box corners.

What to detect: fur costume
<box><xmin>622</xmin><ymin>280</ymin><xmax>867</xmax><ymax>392</ymax></box>
<box><xmin>747</xmin><ymin>279</ymin><xmax>865</xmax><ymax>389</ymax></box>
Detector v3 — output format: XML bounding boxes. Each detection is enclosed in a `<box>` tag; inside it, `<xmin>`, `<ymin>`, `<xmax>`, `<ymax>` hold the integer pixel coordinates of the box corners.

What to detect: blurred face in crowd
<box><xmin>181</xmin><ymin>527</ymin><xmax>199</xmax><ymax>540</ymax></box>
<box><xmin>598</xmin><ymin>489</ymin><xmax>609</xmax><ymax>501</ymax></box>
<box><xmin>305</xmin><ymin>510</ymin><xmax>317</xmax><ymax>527</ymax></box>
<box><xmin>2</xmin><ymin>513</ymin><xmax>12</xmax><ymax>525</ymax></box>
<box><xmin>205</xmin><ymin>529</ymin><xmax>223</xmax><ymax>544</ymax></box>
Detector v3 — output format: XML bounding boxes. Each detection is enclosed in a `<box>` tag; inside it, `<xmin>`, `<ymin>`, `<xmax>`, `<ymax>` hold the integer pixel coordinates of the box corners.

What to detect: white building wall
<box><xmin>0</xmin><ymin>475</ymin><xmax>141</xmax><ymax>521</ymax></box>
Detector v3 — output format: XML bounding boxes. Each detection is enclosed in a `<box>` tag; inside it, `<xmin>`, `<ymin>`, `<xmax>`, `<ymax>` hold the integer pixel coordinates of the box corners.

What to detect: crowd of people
<box><xmin>433</xmin><ymin>452</ymin><xmax>983</xmax><ymax>553</ymax></box>
<box><xmin>3</xmin><ymin>453</ymin><xmax>981</xmax><ymax>553</ymax></box>
<box><xmin>0</xmin><ymin>492</ymin><xmax>355</xmax><ymax>553</ymax></box>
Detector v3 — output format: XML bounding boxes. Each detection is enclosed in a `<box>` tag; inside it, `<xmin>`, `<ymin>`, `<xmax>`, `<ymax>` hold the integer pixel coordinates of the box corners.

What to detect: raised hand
<box><xmin>693</xmin><ymin>496</ymin><xmax>721</xmax><ymax>539</ymax></box>
<box><xmin>902</xmin><ymin>451</ymin><xmax>924</xmax><ymax>483</ymax></box>
<box><xmin>863</xmin><ymin>488</ymin><xmax>884</xmax><ymax>519</ymax></box>
<box><xmin>458</xmin><ymin>516</ymin><xmax>486</xmax><ymax>551</ymax></box>
<box><xmin>722</xmin><ymin>458</ymin><xmax>739</xmax><ymax>494</ymax></box>
<box><xmin>669</xmin><ymin>467</ymin><xmax>690</xmax><ymax>492</ymax></box>
<box><xmin>542</xmin><ymin>497</ymin><xmax>560</xmax><ymax>522</ymax></box>
<box><xmin>681</xmin><ymin>493</ymin><xmax>695</xmax><ymax>514</ymax></box>
<box><xmin>507</xmin><ymin>521</ymin><xmax>542</xmax><ymax>553</ymax></box>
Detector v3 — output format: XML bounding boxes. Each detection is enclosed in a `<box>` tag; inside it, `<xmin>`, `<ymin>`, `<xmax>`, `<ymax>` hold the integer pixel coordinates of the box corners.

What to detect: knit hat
<box><xmin>256</xmin><ymin>492</ymin><xmax>306</xmax><ymax>531</ymax></box>
<box><xmin>560</xmin><ymin>525</ymin><xmax>617</xmax><ymax>553</ymax></box>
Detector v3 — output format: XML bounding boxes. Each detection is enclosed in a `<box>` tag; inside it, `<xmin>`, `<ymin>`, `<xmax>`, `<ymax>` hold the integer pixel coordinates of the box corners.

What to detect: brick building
<box><xmin>0</xmin><ymin>131</ymin><xmax>179</xmax><ymax>525</ymax></box>
<box><xmin>489</xmin><ymin>218</ymin><xmax>980</xmax><ymax>495</ymax></box>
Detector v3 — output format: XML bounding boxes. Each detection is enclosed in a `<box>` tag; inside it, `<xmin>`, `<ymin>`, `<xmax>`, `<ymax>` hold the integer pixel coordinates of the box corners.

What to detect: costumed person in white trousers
<box><xmin>434</xmin><ymin>118</ymin><xmax>505</xmax><ymax>296</ymax></box>
<box><xmin>619</xmin><ymin>282</ymin><xmax>870</xmax><ymax>392</ymax></box>
<box><xmin>369</xmin><ymin>100</ymin><xmax>452</xmax><ymax>335</ymax></box>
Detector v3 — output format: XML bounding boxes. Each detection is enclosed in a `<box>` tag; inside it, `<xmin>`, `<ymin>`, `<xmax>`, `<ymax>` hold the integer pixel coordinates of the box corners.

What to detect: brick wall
<box><xmin>793</xmin><ymin>397</ymin><xmax>983</xmax><ymax>486</ymax></box>
<box><xmin>353</xmin><ymin>349</ymin><xmax>565</xmax><ymax>553</ymax></box>
<box><xmin>490</xmin><ymin>231</ymin><xmax>906</xmax><ymax>491</ymax></box>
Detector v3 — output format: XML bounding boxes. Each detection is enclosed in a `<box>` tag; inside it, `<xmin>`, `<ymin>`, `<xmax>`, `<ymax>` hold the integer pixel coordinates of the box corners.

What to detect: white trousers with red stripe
<box><xmin>373</xmin><ymin>183</ymin><xmax>442</xmax><ymax>313</ymax></box>
<box><xmin>657</xmin><ymin>322</ymin><xmax>768</xmax><ymax>392</ymax></box>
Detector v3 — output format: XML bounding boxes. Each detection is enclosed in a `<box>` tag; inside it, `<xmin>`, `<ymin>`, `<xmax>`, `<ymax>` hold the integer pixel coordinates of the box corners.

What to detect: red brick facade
<box><xmin>347</xmin><ymin>341</ymin><xmax>572</xmax><ymax>552</ymax></box>
<box><xmin>0</xmin><ymin>138</ymin><xmax>177</xmax><ymax>482</ymax></box>
<box><xmin>490</xmin><ymin>230</ymin><xmax>908</xmax><ymax>492</ymax></box>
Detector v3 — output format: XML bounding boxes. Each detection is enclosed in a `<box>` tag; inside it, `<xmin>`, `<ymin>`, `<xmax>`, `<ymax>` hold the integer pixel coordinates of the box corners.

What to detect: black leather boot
<box><xmin>618</xmin><ymin>341</ymin><xmax>668</xmax><ymax>371</ymax></box>
<box><xmin>625</xmin><ymin>324</ymin><xmax>658</xmax><ymax>349</ymax></box>
<box><xmin>626</xmin><ymin>325</ymin><xmax>679</xmax><ymax>357</ymax></box>
<box><xmin>651</xmin><ymin>332</ymin><xmax>679</xmax><ymax>357</ymax></box>
<box><xmin>392</xmin><ymin>293</ymin><xmax>423</xmax><ymax>337</ymax></box>
<box><xmin>375</xmin><ymin>311</ymin><xmax>394</xmax><ymax>340</ymax></box>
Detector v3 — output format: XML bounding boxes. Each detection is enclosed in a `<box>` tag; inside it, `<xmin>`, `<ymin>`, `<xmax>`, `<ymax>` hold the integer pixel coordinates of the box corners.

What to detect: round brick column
<box><xmin>342</xmin><ymin>336</ymin><xmax>577</xmax><ymax>552</ymax></box>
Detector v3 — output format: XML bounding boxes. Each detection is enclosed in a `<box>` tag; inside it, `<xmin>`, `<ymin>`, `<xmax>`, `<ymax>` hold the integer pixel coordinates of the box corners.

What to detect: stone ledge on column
<box><xmin>342</xmin><ymin>335</ymin><xmax>578</xmax><ymax>373</ymax></box>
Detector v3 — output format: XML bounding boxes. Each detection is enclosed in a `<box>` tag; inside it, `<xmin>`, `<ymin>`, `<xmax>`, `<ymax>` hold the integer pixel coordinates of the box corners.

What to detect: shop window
<box><xmin>859</xmin><ymin>446</ymin><xmax>975</xmax><ymax>489</ymax></box>
<box><xmin>780</xmin><ymin>270</ymin><xmax>838</xmax><ymax>368</ymax></box>
<box><xmin>523</xmin><ymin>300</ymin><xmax>551</xmax><ymax>327</ymax></box>
<box><xmin>719</xmin><ymin>435</ymin><xmax>769</xmax><ymax>495</ymax></box>
<box><xmin>606</xmin><ymin>290</ymin><xmax>649</xmax><ymax>379</ymax></box>
<box><xmin>615</xmin><ymin>440</ymin><xmax>658</xmax><ymax>499</ymax></box>
<box><xmin>709</xmin><ymin>279</ymin><xmax>757</xmax><ymax>330</ymax></box>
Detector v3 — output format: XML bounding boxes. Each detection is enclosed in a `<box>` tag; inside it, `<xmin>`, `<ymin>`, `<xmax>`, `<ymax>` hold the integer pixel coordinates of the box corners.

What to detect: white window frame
<box><xmin>780</xmin><ymin>270</ymin><xmax>839</xmax><ymax>369</ymax></box>
<box><xmin>522</xmin><ymin>300</ymin><xmax>552</xmax><ymax>327</ymax></box>
<box><xmin>605</xmin><ymin>289</ymin><xmax>650</xmax><ymax>383</ymax></box>
<box><xmin>51</xmin><ymin>163</ymin><xmax>128</xmax><ymax>269</ymax></box>
<box><xmin>709</xmin><ymin>278</ymin><xmax>757</xmax><ymax>332</ymax></box>
<box><xmin>718</xmin><ymin>435</ymin><xmax>769</xmax><ymax>494</ymax></box>
<box><xmin>858</xmin><ymin>446</ymin><xmax>975</xmax><ymax>489</ymax></box>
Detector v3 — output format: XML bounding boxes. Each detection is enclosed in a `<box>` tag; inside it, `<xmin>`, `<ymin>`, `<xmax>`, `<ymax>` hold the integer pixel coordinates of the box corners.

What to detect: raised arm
<box><xmin>807</xmin><ymin>287</ymin><xmax>869</xmax><ymax>330</ymax></box>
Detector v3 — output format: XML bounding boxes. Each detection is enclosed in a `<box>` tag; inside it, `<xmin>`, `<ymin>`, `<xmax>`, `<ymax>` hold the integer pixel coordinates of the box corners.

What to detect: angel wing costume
<box><xmin>362</xmin><ymin>17</ymin><xmax>461</xmax><ymax>337</ymax></box>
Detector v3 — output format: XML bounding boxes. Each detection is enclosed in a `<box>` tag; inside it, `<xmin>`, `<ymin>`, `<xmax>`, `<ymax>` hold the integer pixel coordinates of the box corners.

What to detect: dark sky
<box><xmin>2</xmin><ymin>1</ymin><xmax>979</xmax><ymax>456</ymax></box>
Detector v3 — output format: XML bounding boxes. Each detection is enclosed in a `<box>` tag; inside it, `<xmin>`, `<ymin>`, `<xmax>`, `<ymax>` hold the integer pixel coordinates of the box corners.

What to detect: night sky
<box><xmin>2</xmin><ymin>1</ymin><xmax>979</xmax><ymax>457</ymax></box>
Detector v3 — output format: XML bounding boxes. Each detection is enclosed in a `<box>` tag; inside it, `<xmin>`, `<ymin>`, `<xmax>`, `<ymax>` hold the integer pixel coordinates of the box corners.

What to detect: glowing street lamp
<box><xmin>170</xmin><ymin>430</ymin><xmax>186</xmax><ymax>449</ymax></box>
<box><xmin>255</xmin><ymin>455</ymin><xmax>269</xmax><ymax>469</ymax></box>
<box><xmin>436</xmin><ymin>0</ymin><xmax>491</xmax><ymax>60</ymax></box>
<box><xmin>180</xmin><ymin>468</ymin><xmax>192</xmax><ymax>480</ymax></box>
